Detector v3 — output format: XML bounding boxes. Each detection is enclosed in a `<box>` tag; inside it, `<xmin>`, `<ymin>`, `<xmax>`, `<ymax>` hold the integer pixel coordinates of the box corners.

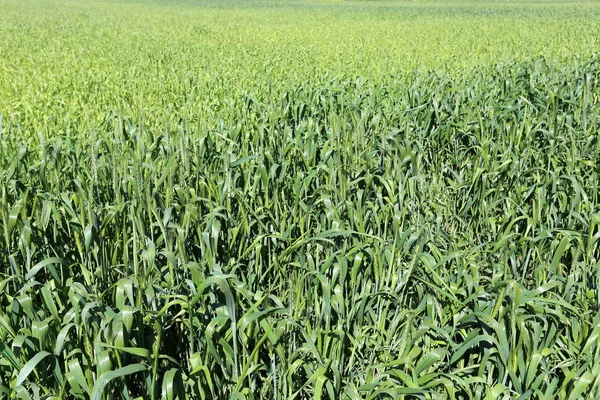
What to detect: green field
<box><xmin>1</xmin><ymin>0</ymin><xmax>600</xmax><ymax>398</ymax></box>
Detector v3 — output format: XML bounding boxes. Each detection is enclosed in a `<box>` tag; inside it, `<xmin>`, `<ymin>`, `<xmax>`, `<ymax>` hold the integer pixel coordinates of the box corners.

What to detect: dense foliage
<box><xmin>1</xmin><ymin>0</ymin><xmax>600</xmax><ymax>398</ymax></box>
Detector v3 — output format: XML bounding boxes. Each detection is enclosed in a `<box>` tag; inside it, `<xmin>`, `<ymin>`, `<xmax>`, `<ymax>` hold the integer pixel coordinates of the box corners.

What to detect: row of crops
<box><xmin>2</xmin><ymin>55</ymin><xmax>600</xmax><ymax>398</ymax></box>
<box><xmin>2</xmin><ymin>0</ymin><xmax>600</xmax><ymax>398</ymax></box>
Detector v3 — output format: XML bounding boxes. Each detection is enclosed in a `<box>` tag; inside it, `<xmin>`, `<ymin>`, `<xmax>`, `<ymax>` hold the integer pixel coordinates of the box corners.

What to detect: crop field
<box><xmin>1</xmin><ymin>0</ymin><xmax>600</xmax><ymax>398</ymax></box>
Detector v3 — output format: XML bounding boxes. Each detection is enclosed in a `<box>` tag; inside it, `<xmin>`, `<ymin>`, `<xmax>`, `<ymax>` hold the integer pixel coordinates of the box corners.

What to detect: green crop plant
<box><xmin>1</xmin><ymin>0</ymin><xmax>600</xmax><ymax>399</ymax></box>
